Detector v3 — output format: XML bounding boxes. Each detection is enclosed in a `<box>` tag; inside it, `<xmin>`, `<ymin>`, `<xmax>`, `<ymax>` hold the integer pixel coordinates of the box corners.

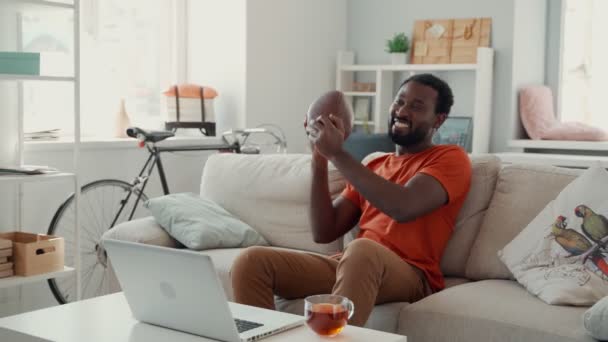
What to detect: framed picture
<box><xmin>353</xmin><ymin>97</ymin><xmax>372</xmax><ymax>121</ymax></box>
<box><xmin>432</xmin><ymin>117</ymin><xmax>473</xmax><ymax>152</ymax></box>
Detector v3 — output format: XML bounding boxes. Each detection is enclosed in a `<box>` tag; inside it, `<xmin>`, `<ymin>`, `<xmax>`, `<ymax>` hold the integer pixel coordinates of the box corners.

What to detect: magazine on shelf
<box><xmin>24</xmin><ymin>129</ymin><xmax>61</xmax><ymax>141</ymax></box>
<box><xmin>0</xmin><ymin>165</ymin><xmax>59</xmax><ymax>176</ymax></box>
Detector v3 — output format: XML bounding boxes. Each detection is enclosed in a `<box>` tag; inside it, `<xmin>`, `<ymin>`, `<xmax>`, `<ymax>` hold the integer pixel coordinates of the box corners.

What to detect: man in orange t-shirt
<box><xmin>232</xmin><ymin>74</ymin><xmax>472</xmax><ymax>327</ymax></box>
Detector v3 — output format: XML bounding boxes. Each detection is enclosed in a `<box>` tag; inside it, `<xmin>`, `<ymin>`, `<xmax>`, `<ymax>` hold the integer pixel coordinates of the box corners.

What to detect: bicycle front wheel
<box><xmin>47</xmin><ymin>179</ymin><xmax>149</xmax><ymax>304</ymax></box>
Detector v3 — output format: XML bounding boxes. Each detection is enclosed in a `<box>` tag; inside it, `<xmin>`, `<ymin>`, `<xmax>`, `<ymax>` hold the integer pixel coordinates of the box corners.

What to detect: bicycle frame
<box><xmin>109</xmin><ymin>140</ymin><xmax>241</xmax><ymax>228</ymax></box>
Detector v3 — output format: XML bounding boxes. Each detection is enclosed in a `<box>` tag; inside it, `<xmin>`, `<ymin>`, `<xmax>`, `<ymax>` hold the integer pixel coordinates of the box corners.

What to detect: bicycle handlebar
<box><xmin>125</xmin><ymin>126</ymin><xmax>287</xmax><ymax>154</ymax></box>
<box><xmin>126</xmin><ymin>127</ymin><xmax>175</xmax><ymax>144</ymax></box>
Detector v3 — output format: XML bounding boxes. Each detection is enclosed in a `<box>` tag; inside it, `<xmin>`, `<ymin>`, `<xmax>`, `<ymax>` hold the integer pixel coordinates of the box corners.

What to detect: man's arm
<box><xmin>309</xmin><ymin>155</ymin><xmax>361</xmax><ymax>244</ymax></box>
<box><xmin>328</xmin><ymin>150</ymin><xmax>447</xmax><ymax>223</ymax></box>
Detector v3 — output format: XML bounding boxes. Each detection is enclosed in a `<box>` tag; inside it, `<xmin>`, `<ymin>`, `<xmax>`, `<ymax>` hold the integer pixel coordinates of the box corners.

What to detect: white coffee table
<box><xmin>0</xmin><ymin>293</ymin><xmax>406</xmax><ymax>342</ymax></box>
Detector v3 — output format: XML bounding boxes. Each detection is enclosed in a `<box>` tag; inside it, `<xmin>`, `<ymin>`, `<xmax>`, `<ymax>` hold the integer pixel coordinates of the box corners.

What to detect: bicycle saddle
<box><xmin>126</xmin><ymin>127</ymin><xmax>175</xmax><ymax>143</ymax></box>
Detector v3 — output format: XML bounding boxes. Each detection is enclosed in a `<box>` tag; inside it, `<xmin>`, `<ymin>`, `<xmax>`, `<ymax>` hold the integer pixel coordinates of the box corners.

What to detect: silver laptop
<box><xmin>103</xmin><ymin>239</ymin><xmax>304</xmax><ymax>342</ymax></box>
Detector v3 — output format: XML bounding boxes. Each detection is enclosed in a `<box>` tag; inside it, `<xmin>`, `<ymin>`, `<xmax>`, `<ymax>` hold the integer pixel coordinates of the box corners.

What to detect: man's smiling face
<box><xmin>388</xmin><ymin>81</ymin><xmax>442</xmax><ymax>147</ymax></box>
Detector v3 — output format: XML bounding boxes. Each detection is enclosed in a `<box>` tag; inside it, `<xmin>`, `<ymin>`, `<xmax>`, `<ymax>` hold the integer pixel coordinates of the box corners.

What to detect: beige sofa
<box><xmin>103</xmin><ymin>153</ymin><xmax>597</xmax><ymax>342</ymax></box>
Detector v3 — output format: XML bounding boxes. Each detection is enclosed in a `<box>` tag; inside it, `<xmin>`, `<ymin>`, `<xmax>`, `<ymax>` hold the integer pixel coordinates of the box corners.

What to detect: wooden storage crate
<box><xmin>0</xmin><ymin>238</ymin><xmax>13</xmax><ymax>278</ymax></box>
<box><xmin>0</xmin><ymin>232</ymin><xmax>64</xmax><ymax>277</ymax></box>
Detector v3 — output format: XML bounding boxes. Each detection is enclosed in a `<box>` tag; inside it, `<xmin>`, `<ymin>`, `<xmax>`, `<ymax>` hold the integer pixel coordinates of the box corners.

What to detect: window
<box><xmin>23</xmin><ymin>0</ymin><xmax>183</xmax><ymax>139</ymax></box>
<box><xmin>558</xmin><ymin>0</ymin><xmax>608</xmax><ymax>129</ymax></box>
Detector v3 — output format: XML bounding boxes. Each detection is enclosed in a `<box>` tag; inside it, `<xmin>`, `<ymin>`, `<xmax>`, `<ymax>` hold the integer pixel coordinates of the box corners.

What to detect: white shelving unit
<box><xmin>0</xmin><ymin>267</ymin><xmax>74</xmax><ymax>289</ymax></box>
<box><xmin>337</xmin><ymin>47</ymin><xmax>494</xmax><ymax>154</ymax></box>
<box><xmin>0</xmin><ymin>0</ymin><xmax>80</xmax><ymax>301</ymax></box>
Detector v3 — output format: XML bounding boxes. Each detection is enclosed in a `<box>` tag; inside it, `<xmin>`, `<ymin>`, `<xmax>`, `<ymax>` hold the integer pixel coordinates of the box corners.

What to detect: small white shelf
<box><xmin>340</xmin><ymin>63</ymin><xmax>477</xmax><ymax>72</ymax></box>
<box><xmin>343</xmin><ymin>91</ymin><xmax>376</xmax><ymax>97</ymax></box>
<box><xmin>0</xmin><ymin>267</ymin><xmax>74</xmax><ymax>289</ymax></box>
<box><xmin>0</xmin><ymin>172</ymin><xmax>75</xmax><ymax>183</ymax></box>
<box><xmin>509</xmin><ymin>139</ymin><xmax>608</xmax><ymax>151</ymax></box>
<box><xmin>0</xmin><ymin>74</ymin><xmax>75</xmax><ymax>82</ymax></box>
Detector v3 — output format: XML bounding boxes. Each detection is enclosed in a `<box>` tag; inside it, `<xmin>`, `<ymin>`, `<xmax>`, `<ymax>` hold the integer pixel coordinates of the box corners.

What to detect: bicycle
<box><xmin>47</xmin><ymin>126</ymin><xmax>287</xmax><ymax>304</ymax></box>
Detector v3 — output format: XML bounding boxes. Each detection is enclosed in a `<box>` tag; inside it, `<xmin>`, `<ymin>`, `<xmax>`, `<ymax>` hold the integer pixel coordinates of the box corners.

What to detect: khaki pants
<box><xmin>231</xmin><ymin>238</ymin><xmax>430</xmax><ymax>327</ymax></box>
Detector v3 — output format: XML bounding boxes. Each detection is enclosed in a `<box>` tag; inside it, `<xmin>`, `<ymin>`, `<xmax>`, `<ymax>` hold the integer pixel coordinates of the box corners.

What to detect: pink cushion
<box><xmin>543</xmin><ymin>122</ymin><xmax>608</xmax><ymax>141</ymax></box>
<box><xmin>520</xmin><ymin>86</ymin><xmax>555</xmax><ymax>140</ymax></box>
<box><xmin>519</xmin><ymin>86</ymin><xmax>608</xmax><ymax>141</ymax></box>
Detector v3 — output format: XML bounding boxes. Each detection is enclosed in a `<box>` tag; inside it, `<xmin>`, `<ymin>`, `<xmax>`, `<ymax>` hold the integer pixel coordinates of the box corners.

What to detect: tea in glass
<box><xmin>304</xmin><ymin>294</ymin><xmax>354</xmax><ymax>337</ymax></box>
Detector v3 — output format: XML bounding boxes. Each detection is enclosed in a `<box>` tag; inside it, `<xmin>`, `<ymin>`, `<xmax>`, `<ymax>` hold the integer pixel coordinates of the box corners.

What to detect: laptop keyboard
<box><xmin>235</xmin><ymin>318</ymin><xmax>264</xmax><ymax>333</ymax></box>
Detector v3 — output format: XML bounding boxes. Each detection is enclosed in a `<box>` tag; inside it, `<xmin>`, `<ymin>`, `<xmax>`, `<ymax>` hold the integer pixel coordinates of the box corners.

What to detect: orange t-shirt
<box><xmin>341</xmin><ymin>145</ymin><xmax>472</xmax><ymax>292</ymax></box>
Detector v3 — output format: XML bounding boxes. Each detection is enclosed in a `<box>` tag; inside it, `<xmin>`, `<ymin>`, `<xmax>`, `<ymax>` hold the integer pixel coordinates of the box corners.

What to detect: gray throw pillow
<box><xmin>145</xmin><ymin>193</ymin><xmax>268</xmax><ymax>250</ymax></box>
<box><xmin>583</xmin><ymin>296</ymin><xmax>608</xmax><ymax>340</ymax></box>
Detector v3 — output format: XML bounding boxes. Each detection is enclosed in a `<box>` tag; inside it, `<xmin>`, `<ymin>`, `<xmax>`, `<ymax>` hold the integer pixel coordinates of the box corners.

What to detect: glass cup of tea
<box><xmin>304</xmin><ymin>294</ymin><xmax>354</xmax><ymax>337</ymax></box>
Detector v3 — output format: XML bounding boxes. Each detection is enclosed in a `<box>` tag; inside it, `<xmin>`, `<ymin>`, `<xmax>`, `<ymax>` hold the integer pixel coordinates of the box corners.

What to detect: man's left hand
<box><xmin>307</xmin><ymin>114</ymin><xmax>346</xmax><ymax>160</ymax></box>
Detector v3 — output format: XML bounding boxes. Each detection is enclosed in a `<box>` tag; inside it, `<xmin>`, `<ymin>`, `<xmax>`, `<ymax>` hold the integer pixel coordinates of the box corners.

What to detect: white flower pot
<box><xmin>390</xmin><ymin>53</ymin><xmax>409</xmax><ymax>65</ymax></box>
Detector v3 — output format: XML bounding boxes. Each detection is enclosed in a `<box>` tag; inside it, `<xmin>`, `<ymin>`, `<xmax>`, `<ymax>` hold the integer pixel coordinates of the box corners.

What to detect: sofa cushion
<box><xmin>440</xmin><ymin>155</ymin><xmax>500</xmax><ymax>277</ymax></box>
<box><xmin>145</xmin><ymin>193</ymin><xmax>268</xmax><ymax>250</ymax></box>
<box><xmin>200</xmin><ymin>154</ymin><xmax>344</xmax><ymax>255</ymax></box>
<box><xmin>466</xmin><ymin>164</ymin><xmax>581</xmax><ymax>280</ymax></box>
<box><xmin>102</xmin><ymin>216</ymin><xmax>182</xmax><ymax>248</ymax></box>
<box><xmin>499</xmin><ymin>165</ymin><xmax>608</xmax><ymax>305</ymax></box>
<box><xmin>583</xmin><ymin>295</ymin><xmax>608</xmax><ymax>340</ymax></box>
<box><xmin>398</xmin><ymin>279</ymin><xmax>594</xmax><ymax>342</ymax></box>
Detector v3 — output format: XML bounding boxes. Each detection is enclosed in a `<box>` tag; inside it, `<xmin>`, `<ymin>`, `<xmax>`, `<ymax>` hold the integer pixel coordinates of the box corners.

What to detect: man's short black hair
<box><xmin>400</xmin><ymin>73</ymin><xmax>454</xmax><ymax>116</ymax></box>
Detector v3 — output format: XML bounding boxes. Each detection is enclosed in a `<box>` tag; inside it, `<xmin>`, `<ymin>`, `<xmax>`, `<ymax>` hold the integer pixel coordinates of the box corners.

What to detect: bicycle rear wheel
<box><xmin>47</xmin><ymin>179</ymin><xmax>149</xmax><ymax>304</ymax></box>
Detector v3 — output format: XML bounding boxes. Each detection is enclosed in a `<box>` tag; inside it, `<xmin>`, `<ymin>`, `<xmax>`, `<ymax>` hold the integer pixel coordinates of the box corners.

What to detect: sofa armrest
<box><xmin>101</xmin><ymin>216</ymin><xmax>183</xmax><ymax>248</ymax></box>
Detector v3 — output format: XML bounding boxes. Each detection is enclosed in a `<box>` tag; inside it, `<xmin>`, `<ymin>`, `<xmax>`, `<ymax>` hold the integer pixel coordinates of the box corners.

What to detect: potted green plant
<box><xmin>386</xmin><ymin>33</ymin><xmax>410</xmax><ymax>65</ymax></box>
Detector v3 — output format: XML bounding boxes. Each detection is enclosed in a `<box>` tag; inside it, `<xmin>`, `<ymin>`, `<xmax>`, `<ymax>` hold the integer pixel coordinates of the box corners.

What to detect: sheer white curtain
<box><xmin>23</xmin><ymin>0</ymin><xmax>180</xmax><ymax>138</ymax></box>
<box><xmin>560</xmin><ymin>0</ymin><xmax>608</xmax><ymax>129</ymax></box>
<box><xmin>80</xmin><ymin>0</ymin><xmax>176</xmax><ymax>137</ymax></box>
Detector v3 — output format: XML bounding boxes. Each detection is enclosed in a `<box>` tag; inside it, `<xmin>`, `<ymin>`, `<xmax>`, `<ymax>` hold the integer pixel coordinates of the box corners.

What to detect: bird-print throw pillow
<box><xmin>499</xmin><ymin>164</ymin><xmax>608</xmax><ymax>305</ymax></box>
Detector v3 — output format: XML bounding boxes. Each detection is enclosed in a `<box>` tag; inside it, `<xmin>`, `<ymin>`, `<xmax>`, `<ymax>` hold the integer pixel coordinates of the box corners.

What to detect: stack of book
<box><xmin>0</xmin><ymin>239</ymin><xmax>13</xmax><ymax>279</ymax></box>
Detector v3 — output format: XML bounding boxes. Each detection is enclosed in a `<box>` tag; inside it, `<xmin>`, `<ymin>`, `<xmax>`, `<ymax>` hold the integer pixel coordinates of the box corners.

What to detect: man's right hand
<box><xmin>304</xmin><ymin>115</ymin><xmax>327</xmax><ymax>165</ymax></box>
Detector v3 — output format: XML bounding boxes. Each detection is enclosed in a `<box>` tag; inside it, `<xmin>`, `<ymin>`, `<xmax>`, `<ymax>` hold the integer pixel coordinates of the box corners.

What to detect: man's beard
<box><xmin>387</xmin><ymin>116</ymin><xmax>429</xmax><ymax>147</ymax></box>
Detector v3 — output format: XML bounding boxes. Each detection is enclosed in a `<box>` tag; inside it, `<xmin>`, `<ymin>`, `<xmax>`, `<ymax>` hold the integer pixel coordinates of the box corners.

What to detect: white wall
<box><xmin>245</xmin><ymin>0</ymin><xmax>348</xmax><ymax>153</ymax></box>
<box><xmin>545</xmin><ymin>0</ymin><xmax>562</xmax><ymax>112</ymax></box>
<box><xmin>510</xmin><ymin>0</ymin><xmax>547</xmax><ymax>140</ymax></box>
<box><xmin>347</xmin><ymin>0</ymin><xmax>515</xmax><ymax>152</ymax></box>
<box><xmin>187</xmin><ymin>0</ymin><xmax>247</xmax><ymax>134</ymax></box>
